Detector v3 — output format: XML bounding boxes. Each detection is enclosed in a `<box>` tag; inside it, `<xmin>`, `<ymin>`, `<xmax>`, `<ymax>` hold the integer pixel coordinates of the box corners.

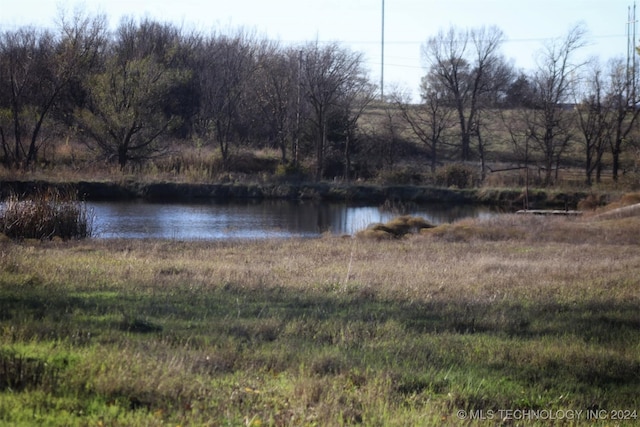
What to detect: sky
<box><xmin>0</xmin><ymin>0</ymin><xmax>635</xmax><ymax>100</ymax></box>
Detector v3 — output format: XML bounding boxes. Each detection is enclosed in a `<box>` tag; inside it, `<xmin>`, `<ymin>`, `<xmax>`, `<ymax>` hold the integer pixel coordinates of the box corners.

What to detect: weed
<box><xmin>0</xmin><ymin>188</ymin><xmax>92</xmax><ymax>240</ymax></box>
<box><xmin>0</xmin><ymin>350</ymin><xmax>61</xmax><ymax>392</ymax></box>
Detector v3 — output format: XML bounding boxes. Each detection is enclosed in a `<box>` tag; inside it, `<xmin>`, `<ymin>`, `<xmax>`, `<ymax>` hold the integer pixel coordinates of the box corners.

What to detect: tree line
<box><xmin>398</xmin><ymin>24</ymin><xmax>640</xmax><ymax>186</ymax></box>
<box><xmin>1</xmin><ymin>11</ymin><xmax>638</xmax><ymax>186</ymax></box>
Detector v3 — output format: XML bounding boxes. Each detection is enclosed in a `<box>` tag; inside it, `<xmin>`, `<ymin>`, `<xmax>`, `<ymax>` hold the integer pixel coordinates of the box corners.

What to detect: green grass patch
<box><xmin>0</xmin><ymin>219</ymin><xmax>638</xmax><ymax>425</ymax></box>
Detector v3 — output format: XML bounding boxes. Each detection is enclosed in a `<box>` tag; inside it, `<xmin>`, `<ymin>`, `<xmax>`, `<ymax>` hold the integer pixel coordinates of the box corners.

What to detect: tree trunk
<box><xmin>315</xmin><ymin>117</ymin><xmax>326</xmax><ymax>181</ymax></box>
<box><xmin>595</xmin><ymin>161</ymin><xmax>603</xmax><ymax>184</ymax></box>
<box><xmin>612</xmin><ymin>147</ymin><xmax>621</xmax><ymax>182</ymax></box>
<box><xmin>118</xmin><ymin>144</ymin><xmax>128</xmax><ymax>170</ymax></box>
<box><xmin>430</xmin><ymin>139</ymin><xmax>437</xmax><ymax>174</ymax></box>
<box><xmin>477</xmin><ymin>131</ymin><xmax>486</xmax><ymax>182</ymax></box>
<box><xmin>279</xmin><ymin>135</ymin><xmax>287</xmax><ymax>164</ymax></box>
<box><xmin>456</xmin><ymin>102</ymin><xmax>471</xmax><ymax>161</ymax></box>
<box><xmin>344</xmin><ymin>134</ymin><xmax>350</xmax><ymax>182</ymax></box>
<box><xmin>544</xmin><ymin>156</ymin><xmax>554</xmax><ymax>187</ymax></box>
<box><xmin>12</xmin><ymin>104</ymin><xmax>22</xmax><ymax>166</ymax></box>
<box><xmin>585</xmin><ymin>145</ymin><xmax>593</xmax><ymax>186</ymax></box>
<box><xmin>461</xmin><ymin>133</ymin><xmax>472</xmax><ymax>161</ymax></box>
<box><xmin>0</xmin><ymin>127</ymin><xmax>9</xmax><ymax>166</ymax></box>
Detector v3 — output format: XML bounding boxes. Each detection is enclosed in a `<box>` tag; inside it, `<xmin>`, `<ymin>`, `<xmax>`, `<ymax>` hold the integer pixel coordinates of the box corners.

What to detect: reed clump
<box><xmin>0</xmin><ymin>189</ymin><xmax>92</xmax><ymax>240</ymax></box>
<box><xmin>357</xmin><ymin>215</ymin><xmax>434</xmax><ymax>239</ymax></box>
<box><xmin>0</xmin><ymin>350</ymin><xmax>61</xmax><ymax>392</ymax></box>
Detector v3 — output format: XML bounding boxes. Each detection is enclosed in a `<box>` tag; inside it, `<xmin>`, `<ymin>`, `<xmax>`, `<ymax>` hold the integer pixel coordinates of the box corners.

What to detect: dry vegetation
<box><xmin>3</xmin><ymin>108</ymin><xmax>639</xmax><ymax>193</ymax></box>
<box><xmin>0</xmin><ymin>197</ymin><xmax>639</xmax><ymax>425</ymax></box>
<box><xmin>0</xmin><ymin>189</ymin><xmax>92</xmax><ymax>240</ymax></box>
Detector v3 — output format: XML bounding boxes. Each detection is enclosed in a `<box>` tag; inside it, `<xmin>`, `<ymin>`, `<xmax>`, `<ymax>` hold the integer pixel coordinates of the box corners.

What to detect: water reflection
<box><xmin>88</xmin><ymin>200</ymin><xmax>496</xmax><ymax>240</ymax></box>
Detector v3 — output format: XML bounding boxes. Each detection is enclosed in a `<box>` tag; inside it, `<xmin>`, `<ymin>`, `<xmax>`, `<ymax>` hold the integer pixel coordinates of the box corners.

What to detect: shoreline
<box><xmin>0</xmin><ymin>179</ymin><xmax>603</xmax><ymax>208</ymax></box>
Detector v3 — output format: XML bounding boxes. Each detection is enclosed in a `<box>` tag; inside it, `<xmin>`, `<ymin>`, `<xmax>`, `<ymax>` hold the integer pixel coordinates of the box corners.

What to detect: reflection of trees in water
<box><xmin>88</xmin><ymin>200</ymin><xmax>496</xmax><ymax>239</ymax></box>
<box><xmin>380</xmin><ymin>199</ymin><xmax>496</xmax><ymax>226</ymax></box>
<box><xmin>380</xmin><ymin>199</ymin><xmax>418</xmax><ymax>215</ymax></box>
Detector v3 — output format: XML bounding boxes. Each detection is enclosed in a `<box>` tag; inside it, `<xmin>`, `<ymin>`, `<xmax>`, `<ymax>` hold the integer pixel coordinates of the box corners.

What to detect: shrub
<box><xmin>577</xmin><ymin>193</ymin><xmax>606</xmax><ymax>211</ymax></box>
<box><xmin>357</xmin><ymin>215</ymin><xmax>434</xmax><ymax>239</ymax></box>
<box><xmin>376</xmin><ymin>166</ymin><xmax>425</xmax><ymax>185</ymax></box>
<box><xmin>0</xmin><ymin>350</ymin><xmax>61</xmax><ymax>392</ymax></box>
<box><xmin>274</xmin><ymin>162</ymin><xmax>310</xmax><ymax>181</ymax></box>
<box><xmin>435</xmin><ymin>163</ymin><xmax>477</xmax><ymax>188</ymax></box>
<box><xmin>619</xmin><ymin>191</ymin><xmax>640</xmax><ymax>206</ymax></box>
<box><xmin>0</xmin><ymin>188</ymin><xmax>93</xmax><ymax>240</ymax></box>
<box><xmin>218</xmin><ymin>151</ymin><xmax>279</xmax><ymax>175</ymax></box>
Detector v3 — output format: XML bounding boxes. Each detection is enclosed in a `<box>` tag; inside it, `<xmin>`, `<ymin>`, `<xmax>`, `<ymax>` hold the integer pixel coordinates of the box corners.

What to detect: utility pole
<box><xmin>294</xmin><ymin>49</ymin><xmax>302</xmax><ymax>166</ymax></box>
<box><xmin>634</xmin><ymin>2</ymin><xmax>637</xmax><ymax>103</ymax></box>
<box><xmin>627</xmin><ymin>2</ymin><xmax>637</xmax><ymax>103</ymax></box>
<box><xmin>381</xmin><ymin>0</ymin><xmax>385</xmax><ymax>101</ymax></box>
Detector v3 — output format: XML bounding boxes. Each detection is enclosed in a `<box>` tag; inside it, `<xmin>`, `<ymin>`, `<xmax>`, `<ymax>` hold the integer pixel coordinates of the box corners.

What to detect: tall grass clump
<box><xmin>357</xmin><ymin>215</ymin><xmax>434</xmax><ymax>239</ymax></box>
<box><xmin>435</xmin><ymin>163</ymin><xmax>478</xmax><ymax>188</ymax></box>
<box><xmin>0</xmin><ymin>188</ymin><xmax>92</xmax><ymax>240</ymax></box>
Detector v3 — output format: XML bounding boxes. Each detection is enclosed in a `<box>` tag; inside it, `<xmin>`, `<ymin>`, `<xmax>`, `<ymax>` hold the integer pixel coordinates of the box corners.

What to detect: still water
<box><xmin>88</xmin><ymin>200</ymin><xmax>497</xmax><ymax>240</ymax></box>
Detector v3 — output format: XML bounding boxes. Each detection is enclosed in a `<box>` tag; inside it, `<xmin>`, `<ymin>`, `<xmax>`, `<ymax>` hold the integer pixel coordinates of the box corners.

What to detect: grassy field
<box><xmin>0</xmin><ymin>206</ymin><xmax>639</xmax><ymax>425</ymax></box>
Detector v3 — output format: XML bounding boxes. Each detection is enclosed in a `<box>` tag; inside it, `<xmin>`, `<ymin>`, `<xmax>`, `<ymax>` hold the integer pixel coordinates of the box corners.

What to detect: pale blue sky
<box><xmin>0</xmin><ymin>0</ymin><xmax>633</xmax><ymax>99</ymax></box>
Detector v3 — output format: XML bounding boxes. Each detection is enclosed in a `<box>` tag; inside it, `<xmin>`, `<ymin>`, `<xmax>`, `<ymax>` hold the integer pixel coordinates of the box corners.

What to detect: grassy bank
<box><xmin>0</xmin><ymin>210</ymin><xmax>638</xmax><ymax>426</ymax></box>
<box><xmin>0</xmin><ymin>178</ymin><xmax>612</xmax><ymax>209</ymax></box>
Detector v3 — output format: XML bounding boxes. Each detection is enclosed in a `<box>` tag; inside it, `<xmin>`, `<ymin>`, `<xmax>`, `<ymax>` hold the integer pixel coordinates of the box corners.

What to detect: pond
<box><xmin>87</xmin><ymin>200</ymin><xmax>498</xmax><ymax>240</ymax></box>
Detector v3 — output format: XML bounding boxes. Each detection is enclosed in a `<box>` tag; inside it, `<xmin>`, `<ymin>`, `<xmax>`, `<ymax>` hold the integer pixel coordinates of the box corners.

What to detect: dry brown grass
<box><xmin>18</xmin><ymin>210</ymin><xmax>635</xmax><ymax>305</ymax></box>
<box><xmin>578</xmin><ymin>191</ymin><xmax>640</xmax><ymax>222</ymax></box>
<box><xmin>0</xmin><ymin>189</ymin><xmax>92</xmax><ymax>240</ymax></box>
<box><xmin>1</xmin><ymin>208</ymin><xmax>638</xmax><ymax>425</ymax></box>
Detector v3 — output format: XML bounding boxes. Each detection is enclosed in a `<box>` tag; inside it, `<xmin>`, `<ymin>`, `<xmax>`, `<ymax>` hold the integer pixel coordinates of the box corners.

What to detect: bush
<box><xmin>0</xmin><ymin>188</ymin><xmax>93</xmax><ymax>240</ymax></box>
<box><xmin>377</xmin><ymin>166</ymin><xmax>425</xmax><ymax>185</ymax></box>
<box><xmin>0</xmin><ymin>350</ymin><xmax>61</xmax><ymax>392</ymax></box>
<box><xmin>274</xmin><ymin>162</ymin><xmax>310</xmax><ymax>181</ymax></box>
<box><xmin>435</xmin><ymin>163</ymin><xmax>477</xmax><ymax>188</ymax></box>
<box><xmin>577</xmin><ymin>193</ymin><xmax>606</xmax><ymax>211</ymax></box>
<box><xmin>218</xmin><ymin>151</ymin><xmax>279</xmax><ymax>175</ymax></box>
<box><xmin>357</xmin><ymin>215</ymin><xmax>434</xmax><ymax>239</ymax></box>
<box><xmin>619</xmin><ymin>191</ymin><xmax>640</xmax><ymax>206</ymax></box>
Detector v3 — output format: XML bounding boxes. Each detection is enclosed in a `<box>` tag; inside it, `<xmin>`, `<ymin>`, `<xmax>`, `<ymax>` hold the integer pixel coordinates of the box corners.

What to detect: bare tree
<box><xmin>360</xmin><ymin>99</ymin><xmax>406</xmax><ymax>174</ymax></box>
<box><xmin>500</xmin><ymin>106</ymin><xmax>534</xmax><ymax>208</ymax></box>
<box><xmin>0</xmin><ymin>27</ymin><xmax>47</xmax><ymax>167</ymax></box>
<box><xmin>604</xmin><ymin>57</ymin><xmax>640</xmax><ymax>182</ymax></box>
<box><xmin>300</xmin><ymin>42</ymin><xmax>369</xmax><ymax>181</ymax></box>
<box><xmin>527</xmin><ymin>24</ymin><xmax>589</xmax><ymax>186</ymax></box>
<box><xmin>251</xmin><ymin>45</ymin><xmax>299</xmax><ymax>164</ymax></box>
<box><xmin>394</xmin><ymin>82</ymin><xmax>454</xmax><ymax>173</ymax></box>
<box><xmin>421</xmin><ymin>25</ymin><xmax>509</xmax><ymax>162</ymax></box>
<box><xmin>75</xmin><ymin>19</ymin><xmax>189</xmax><ymax>169</ymax></box>
<box><xmin>0</xmin><ymin>10</ymin><xmax>106</xmax><ymax>169</ymax></box>
<box><xmin>574</xmin><ymin>60</ymin><xmax>610</xmax><ymax>185</ymax></box>
<box><xmin>193</xmin><ymin>30</ymin><xmax>262</xmax><ymax>168</ymax></box>
<box><xmin>334</xmin><ymin>71</ymin><xmax>375</xmax><ymax>181</ymax></box>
